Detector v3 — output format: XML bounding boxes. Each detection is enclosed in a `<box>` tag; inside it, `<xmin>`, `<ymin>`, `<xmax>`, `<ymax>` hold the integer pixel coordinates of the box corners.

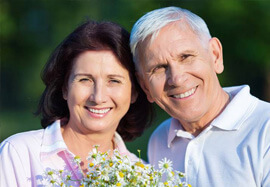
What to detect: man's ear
<box><xmin>135</xmin><ymin>72</ymin><xmax>154</xmax><ymax>103</ymax></box>
<box><xmin>209</xmin><ymin>37</ymin><xmax>224</xmax><ymax>74</ymax></box>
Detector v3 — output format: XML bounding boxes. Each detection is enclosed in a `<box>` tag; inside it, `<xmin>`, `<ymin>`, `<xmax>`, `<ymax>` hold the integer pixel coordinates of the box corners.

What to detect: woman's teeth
<box><xmin>88</xmin><ymin>108</ymin><xmax>110</xmax><ymax>114</ymax></box>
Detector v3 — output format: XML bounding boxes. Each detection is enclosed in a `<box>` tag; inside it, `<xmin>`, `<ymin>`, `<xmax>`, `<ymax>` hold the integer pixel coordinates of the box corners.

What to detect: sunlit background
<box><xmin>1</xmin><ymin>0</ymin><xmax>270</xmax><ymax>161</ymax></box>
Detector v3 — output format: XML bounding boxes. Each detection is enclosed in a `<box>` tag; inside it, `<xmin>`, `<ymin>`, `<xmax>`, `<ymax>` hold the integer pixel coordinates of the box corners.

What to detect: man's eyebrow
<box><xmin>178</xmin><ymin>50</ymin><xmax>196</xmax><ymax>55</ymax></box>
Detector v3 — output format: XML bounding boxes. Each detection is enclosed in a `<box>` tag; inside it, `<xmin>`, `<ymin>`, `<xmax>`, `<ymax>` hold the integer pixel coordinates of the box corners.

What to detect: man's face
<box><xmin>137</xmin><ymin>21</ymin><xmax>224</xmax><ymax>125</ymax></box>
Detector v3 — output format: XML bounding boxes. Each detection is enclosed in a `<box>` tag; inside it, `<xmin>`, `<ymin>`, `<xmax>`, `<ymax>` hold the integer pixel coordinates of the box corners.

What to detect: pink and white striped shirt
<box><xmin>0</xmin><ymin>120</ymin><xmax>139</xmax><ymax>186</ymax></box>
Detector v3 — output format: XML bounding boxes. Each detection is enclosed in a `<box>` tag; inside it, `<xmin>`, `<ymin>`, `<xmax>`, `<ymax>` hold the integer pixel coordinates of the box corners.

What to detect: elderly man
<box><xmin>130</xmin><ymin>6</ymin><xmax>270</xmax><ymax>186</ymax></box>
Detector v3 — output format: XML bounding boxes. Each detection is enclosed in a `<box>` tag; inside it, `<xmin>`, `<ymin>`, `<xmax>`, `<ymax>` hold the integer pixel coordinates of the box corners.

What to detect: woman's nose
<box><xmin>89</xmin><ymin>82</ymin><xmax>107</xmax><ymax>104</ymax></box>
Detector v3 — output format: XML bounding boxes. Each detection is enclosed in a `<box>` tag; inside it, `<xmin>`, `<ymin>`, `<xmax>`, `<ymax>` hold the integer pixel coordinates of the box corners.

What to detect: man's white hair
<box><xmin>130</xmin><ymin>6</ymin><xmax>212</xmax><ymax>69</ymax></box>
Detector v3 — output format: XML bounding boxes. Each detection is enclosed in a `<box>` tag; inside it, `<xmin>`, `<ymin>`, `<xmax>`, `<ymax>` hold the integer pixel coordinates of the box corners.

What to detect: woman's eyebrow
<box><xmin>107</xmin><ymin>74</ymin><xmax>125</xmax><ymax>79</ymax></box>
<box><xmin>72</xmin><ymin>73</ymin><xmax>126</xmax><ymax>79</ymax></box>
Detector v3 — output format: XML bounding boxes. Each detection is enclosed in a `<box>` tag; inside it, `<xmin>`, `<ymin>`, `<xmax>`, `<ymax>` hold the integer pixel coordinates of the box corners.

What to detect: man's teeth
<box><xmin>89</xmin><ymin>108</ymin><xmax>110</xmax><ymax>114</ymax></box>
<box><xmin>173</xmin><ymin>87</ymin><xmax>196</xmax><ymax>99</ymax></box>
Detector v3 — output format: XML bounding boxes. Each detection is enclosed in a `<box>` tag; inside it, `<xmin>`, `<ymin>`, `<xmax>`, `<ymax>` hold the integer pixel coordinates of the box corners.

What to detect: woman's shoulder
<box><xmin>0</xmin><ymin>128</ymin><xmax>44</xmax><ymax>151</ymax></box>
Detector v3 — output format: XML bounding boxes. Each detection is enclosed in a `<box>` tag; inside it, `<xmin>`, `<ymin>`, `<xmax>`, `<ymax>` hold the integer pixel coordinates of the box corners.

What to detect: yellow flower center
<box><xmin>89</xmin><ymin>162</ymin><xmax>94</xmax><ymax>167</ymax></box>
<box><xmin>135</xmin><ymin>162</ymin><xmax>145</xmax><ymax>168</ymax></box>
<box><xmin>119</xmin><ymin>171</ymin><xmax>124</xmax><ymax>178</ymax></box>
<box><xmin>164</xmin><ymin>163</ymin><xmax>169</xmax><ymax>168</ymax></box>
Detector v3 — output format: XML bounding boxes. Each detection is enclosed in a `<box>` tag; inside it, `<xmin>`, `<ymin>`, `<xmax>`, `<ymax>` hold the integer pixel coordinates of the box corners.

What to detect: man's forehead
<box><xmin>135</xmin><ymin>21</ymin><xmax>200</xmax><ymax>71</ymax></box>
<box><xmin>143</xmin><ymin>29</ymin><xmax>196</xmax><ymax>55</ymax></box>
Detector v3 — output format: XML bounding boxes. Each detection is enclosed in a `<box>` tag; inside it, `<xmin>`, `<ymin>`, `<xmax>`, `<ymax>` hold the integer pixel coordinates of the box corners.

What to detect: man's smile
<box><xmin>171</xmin><ymin>86</ymin><xmax>197</xmax><ymax>99</ymax></box>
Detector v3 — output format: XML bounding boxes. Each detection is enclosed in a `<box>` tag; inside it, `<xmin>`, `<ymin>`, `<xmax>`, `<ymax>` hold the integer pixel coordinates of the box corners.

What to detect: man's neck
<box><xmin>179</xmin><ymin>90</ymin><xmax>230</xmax><ymax>137</ymax></box>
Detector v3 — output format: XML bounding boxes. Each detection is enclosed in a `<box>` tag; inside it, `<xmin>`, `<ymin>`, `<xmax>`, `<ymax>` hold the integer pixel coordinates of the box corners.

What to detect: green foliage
<box><xmin>1</xmin><ymin>0</ymin><xmax>269</xmax><ymax>160</ymax></box>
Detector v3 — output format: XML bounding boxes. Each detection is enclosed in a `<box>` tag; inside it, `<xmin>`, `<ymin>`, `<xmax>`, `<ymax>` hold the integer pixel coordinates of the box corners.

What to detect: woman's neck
<box><xmin>61</xmin><ymin>124</ymin><xmax>115</xmax><ymax>174</ymax></box>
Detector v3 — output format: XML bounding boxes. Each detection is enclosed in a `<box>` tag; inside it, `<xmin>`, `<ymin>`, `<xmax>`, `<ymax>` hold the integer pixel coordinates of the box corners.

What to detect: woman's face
<box><xmin>63</xmin><ymin>50</ymin><xmax>136</xmax><ymax>135</ymax></box>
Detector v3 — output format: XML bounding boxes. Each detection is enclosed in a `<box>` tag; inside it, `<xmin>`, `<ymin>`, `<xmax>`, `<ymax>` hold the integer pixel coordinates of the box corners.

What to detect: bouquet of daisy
<box><xmin>44</xmin><ymin>145</ymin><xmax>190</xmax><ymax>187</ymax></box>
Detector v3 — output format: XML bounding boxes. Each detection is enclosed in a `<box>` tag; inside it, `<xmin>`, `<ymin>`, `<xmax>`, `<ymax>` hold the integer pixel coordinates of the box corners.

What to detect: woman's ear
<box><xmin>209</xmin><ymin>37</ymin><xmax>224</xmax><ymax>74</ymax></box>
<box><xmin>130</xmin><ymin>88</ymin><xmax>138</xmax><ymax>104</ymax></box>
<box><xmin>135</xmin><ymin>72</ymin><xmax>154</xmax><ymax>103</ymax></box>
<box><xmin>62</xmin><ymin>86</ymin><xmax>68</xmax><ymax>100</ymax></box>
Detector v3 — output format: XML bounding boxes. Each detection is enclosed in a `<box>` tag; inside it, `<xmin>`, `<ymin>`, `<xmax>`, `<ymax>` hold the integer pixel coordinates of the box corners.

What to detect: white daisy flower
<box><xmin>73</xmin><ymin>155</ymin><xmax>81</xmax><ymax>164</ymax></box>
<box><xmin>158</xmin><ymin>157</ymin><xmax>173</xmax><ymax>173</ymax></box>
<box><xmin>43</xmin><ymin>146</ymin><xmax>190</xmax><ymax>187</ymax></box>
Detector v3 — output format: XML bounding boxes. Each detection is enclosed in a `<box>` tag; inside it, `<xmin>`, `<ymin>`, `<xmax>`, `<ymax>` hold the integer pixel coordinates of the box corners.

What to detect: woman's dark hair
<box><xmin>35</xmin><ymin>20</ymin><xmax>153</xmax><ymax>141</ymax></box>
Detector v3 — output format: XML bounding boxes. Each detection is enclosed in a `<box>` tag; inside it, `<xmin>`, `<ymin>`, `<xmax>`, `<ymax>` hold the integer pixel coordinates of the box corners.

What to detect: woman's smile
<box><xmin>85</xmin><ymin>106</ymin><xmax>112</xmax><ymax>118</ymax></box>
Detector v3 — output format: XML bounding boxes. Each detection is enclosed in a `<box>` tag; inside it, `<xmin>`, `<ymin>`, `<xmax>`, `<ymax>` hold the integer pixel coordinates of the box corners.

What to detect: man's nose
<box><xmin>167</xmin><ymin>65</ymin><xmax>187</xmax><ymax>87</ymax></box>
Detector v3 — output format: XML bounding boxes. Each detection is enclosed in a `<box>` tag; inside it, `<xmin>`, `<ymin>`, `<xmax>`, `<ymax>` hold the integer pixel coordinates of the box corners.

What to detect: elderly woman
<box><xmin>0</xmin><ymin>20</ymin><xmax>152</xmax><ymax>186</ymax></box>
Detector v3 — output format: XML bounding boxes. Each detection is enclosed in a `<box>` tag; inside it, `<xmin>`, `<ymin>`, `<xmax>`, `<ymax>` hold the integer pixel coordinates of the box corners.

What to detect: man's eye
<box><xmin>79</xmin><ymin>78</ymin><xmax>90</xmax><ymax>82</ymax></box>
<box><xmin>152</xmin><ymin>65</ymin><xmax>167</xmax><ymax>73</ymax></box>
<box><xmin>181</xmin><ymin>54</ymin><xmax>192</xmax><ymax>60</ymax></box>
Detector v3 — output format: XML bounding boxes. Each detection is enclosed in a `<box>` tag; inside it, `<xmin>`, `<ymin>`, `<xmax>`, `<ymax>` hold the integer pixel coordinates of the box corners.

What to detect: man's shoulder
<box><xmin>253</xmin><ymin>99</ymin><xmax>270</xmax><ymax>122</ymax></box>
<box><xmin>154</xmin><ymin>117</ymin><xmax>172</xmax><ymax>132</ymax></box>
<box><xmin>149</xmin><ymin>118</ymin><xmax>172</xmax><ymax>141</ymax></box>
<box><xmin>225</xmin><ymin>85</ymin><xmax>270</xmax><ymax>119</ymax></box>
<box><xmin>257</xmin><ymin>99</ymin><xmax>270</xmax><ymax>110</ymax></box>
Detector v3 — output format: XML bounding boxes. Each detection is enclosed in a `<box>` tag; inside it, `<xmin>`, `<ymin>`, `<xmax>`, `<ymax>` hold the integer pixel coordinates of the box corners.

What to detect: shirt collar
<box><xmin>40</xmin><ymin>120</ymin><xmax>134</xmax><ymax>161</ymax></box>
<box><xmin>167</xmin><ymin>118</ymin><xmax>193</xmax><ymax>148</ymax></box>
<box><xmin>211</xmin><ymin>85</ymin><xmax>258</xmax><ymax>130</ymax></box>
<box><xmin>40</xmin><ymin>120</ymin><xmax>67</xmax><ymax>161</ymax></box>
<box><xmin>114</xmin><ymin>132</ymin><xmax>131</xmax><ymax>154</ymax></box>
<box><xmin>167</xmin><ymin>85</ymin><xmax>258</xmax><ymax>147</ymax></box>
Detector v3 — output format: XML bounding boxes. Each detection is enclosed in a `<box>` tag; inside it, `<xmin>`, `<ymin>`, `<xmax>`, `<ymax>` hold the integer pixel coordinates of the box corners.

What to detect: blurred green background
<box><xmin>1</xmin><ymin>0</ymin><xmax>270</xmax><ymax>161</ymax></box>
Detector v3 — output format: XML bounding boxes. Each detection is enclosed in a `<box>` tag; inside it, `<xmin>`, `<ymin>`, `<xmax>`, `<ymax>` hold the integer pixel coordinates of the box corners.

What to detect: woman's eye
<box><xmin>110</xmin><ymin>79</ymin><xmax>121</xmax><ymax>84</ymax></box>
<box><xmin>79</xmin><ymin>78</ymin><xmax>94</xmax><ymax>84</ymax></box>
